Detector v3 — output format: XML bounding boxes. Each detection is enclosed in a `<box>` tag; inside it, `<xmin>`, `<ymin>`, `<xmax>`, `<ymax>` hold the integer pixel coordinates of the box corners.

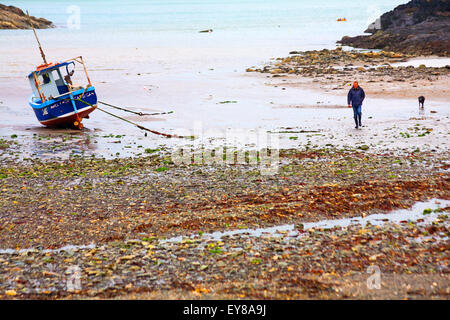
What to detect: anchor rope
<box><xmin>75</xmin><ymin>97</ymin><xmax>188</xmax><ymax>138</ymax></box>
<box><xmin>98</xmin><ymin>100</ymin><xmax>174</xmax><ymax>117</ymax></box>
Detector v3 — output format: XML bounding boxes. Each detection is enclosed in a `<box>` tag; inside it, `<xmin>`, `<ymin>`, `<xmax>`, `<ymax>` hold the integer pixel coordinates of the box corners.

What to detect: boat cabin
<box><xmin>28</xmin><ymin>56</ymin><xmax>91</xmax><ymax>103</ymax></box>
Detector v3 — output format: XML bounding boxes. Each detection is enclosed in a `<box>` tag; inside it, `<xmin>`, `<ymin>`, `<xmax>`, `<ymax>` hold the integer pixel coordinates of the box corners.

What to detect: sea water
<box><xmin>1</xmin><ymin>0</ymin><xmax>406</xmax><ymax>56</ymax></box>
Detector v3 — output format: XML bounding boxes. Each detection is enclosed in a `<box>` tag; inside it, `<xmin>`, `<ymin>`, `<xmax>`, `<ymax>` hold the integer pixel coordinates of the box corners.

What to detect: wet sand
<box><xmin>1</xmin><ymin>46</ymin><xmax>449</xmax><ymax>160</ymax></box>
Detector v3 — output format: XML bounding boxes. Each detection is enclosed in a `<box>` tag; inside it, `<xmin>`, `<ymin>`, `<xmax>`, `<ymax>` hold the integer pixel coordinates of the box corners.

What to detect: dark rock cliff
<box><xmin>338</xmin><ymin>0</ymin><xmax>450</xmax><ymax>56</ymax></box>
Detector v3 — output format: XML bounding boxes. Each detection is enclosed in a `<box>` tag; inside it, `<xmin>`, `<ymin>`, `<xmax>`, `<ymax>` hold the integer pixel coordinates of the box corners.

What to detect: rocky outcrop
<box><xmin>0</xmin><ymin>4</ymin><xmax>53</xmax><ymax>29</ymax></box>
<box><xmin>338</xmin><ymin>0</ymin><xmax>450</xmax><ymax>56</ymax></box>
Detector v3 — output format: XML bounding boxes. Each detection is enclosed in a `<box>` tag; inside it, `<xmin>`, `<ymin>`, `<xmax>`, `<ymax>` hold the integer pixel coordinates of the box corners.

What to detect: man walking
<box><xmin>347</xmin><ymin>81</ymin><xmax>365</xmax><ymax>129</ymax></box>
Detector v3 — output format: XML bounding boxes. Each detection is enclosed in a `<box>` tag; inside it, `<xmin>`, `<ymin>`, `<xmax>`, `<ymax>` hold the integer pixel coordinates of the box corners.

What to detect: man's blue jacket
<box><xmin>347</xmin><ymin>86</ymin><xmax>365</xmax><ymax>106</ymax></box>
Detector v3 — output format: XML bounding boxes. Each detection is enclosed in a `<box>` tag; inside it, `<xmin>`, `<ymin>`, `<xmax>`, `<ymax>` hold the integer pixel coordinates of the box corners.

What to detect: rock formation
<box><xmin>0</xmin><ymin>4</ymin><xmax>53</xmax><ymax>29</ymax></box>
<box><xmin>338</xmin><ymin>0</ymin><xmax>449</xmax><ymax>56</ymax></box>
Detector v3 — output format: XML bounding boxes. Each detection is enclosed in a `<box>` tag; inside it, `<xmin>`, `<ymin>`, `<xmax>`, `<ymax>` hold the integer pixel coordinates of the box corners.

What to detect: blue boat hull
<box><xmin>29</xmin><ymin>87</ymin><xmax>97</xmax><ymax>127</ymax></box>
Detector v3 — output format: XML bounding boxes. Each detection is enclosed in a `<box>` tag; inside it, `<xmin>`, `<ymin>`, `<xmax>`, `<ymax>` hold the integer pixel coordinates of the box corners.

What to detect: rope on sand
<box><xmin>98</xmin><ymin>100</ymin><xmax>174</xmax><ymax>117</ymax></box>
<box><xmin>76</xmin><ymin>98</ymin><xmax>188</xmax><ymax>138</ymax></box>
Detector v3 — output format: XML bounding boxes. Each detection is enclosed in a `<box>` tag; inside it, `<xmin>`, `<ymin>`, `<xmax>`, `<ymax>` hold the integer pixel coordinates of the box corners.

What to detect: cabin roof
<box><xmin>28</xmin><ymin>61</ymin><xmax>72</xmax><ymax>78</ymax></box>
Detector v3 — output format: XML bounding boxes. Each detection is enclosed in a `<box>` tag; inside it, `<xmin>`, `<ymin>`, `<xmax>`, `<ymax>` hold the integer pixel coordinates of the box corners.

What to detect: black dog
<box><xmin>418</xmin><ymin>96</ymin><xmax>425</xmax><ymax>108</ymax></box>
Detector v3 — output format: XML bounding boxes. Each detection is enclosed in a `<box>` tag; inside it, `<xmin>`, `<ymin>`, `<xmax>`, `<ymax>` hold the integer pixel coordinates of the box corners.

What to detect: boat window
<box><xmin>42</xmin><ymin>73</ymin><xmax>51</xmax><ymax>84</ymax></box>
<box><xmin>53</xmin><ymin>69</ymin><xmax>69</xmax><ymax>95</ymax></box>
<box><xmin>52</xmin><ymin>70</ymin><xmax>62</xmax><ymax>81</ymax></box>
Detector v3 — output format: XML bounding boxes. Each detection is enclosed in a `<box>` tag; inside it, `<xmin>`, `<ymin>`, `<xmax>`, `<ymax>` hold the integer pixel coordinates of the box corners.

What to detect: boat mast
<box><xmin>26</xmin><ymin>10</ymin><xmax>47</xmax><ymax>65</ymax></box>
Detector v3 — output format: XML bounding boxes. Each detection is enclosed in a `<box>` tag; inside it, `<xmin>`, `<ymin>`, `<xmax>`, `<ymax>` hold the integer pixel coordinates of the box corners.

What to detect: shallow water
<box><xmin>391</xmin><ymin>57</ymin><xmax>450</xmax><ymax>68</ymax></box>
<box><xmin>162</xmin><ymin>198</ymin><xmax>450</xmax><ymax>243</ymax></box>
<box><xmin>0</xmin><ymin>199</ymin><xmax>447</xmax><ymax>254</ymax></box>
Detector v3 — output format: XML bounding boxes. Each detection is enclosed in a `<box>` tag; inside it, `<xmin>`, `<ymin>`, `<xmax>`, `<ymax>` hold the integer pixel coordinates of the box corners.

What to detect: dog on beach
<box><xmin>418</xmin><ymin>96</ymin><xmax>425</xmax><ymax>108</ymax></box>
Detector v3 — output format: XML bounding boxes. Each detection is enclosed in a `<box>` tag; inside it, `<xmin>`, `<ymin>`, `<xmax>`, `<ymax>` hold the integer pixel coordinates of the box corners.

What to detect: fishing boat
<box><xmin>25</xmin><ymin>11</ymin><xmax>176</xmax><ymax>135</ymax></box>
<box><xmin>28</xmin><ymin>57</ymin><xmax>97</xmax><ymax>129</ymax></box>
<box><xmin>26</xmin><ymin>11</ymin><xmax>96</xmax><ymax>129</ymax></box>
